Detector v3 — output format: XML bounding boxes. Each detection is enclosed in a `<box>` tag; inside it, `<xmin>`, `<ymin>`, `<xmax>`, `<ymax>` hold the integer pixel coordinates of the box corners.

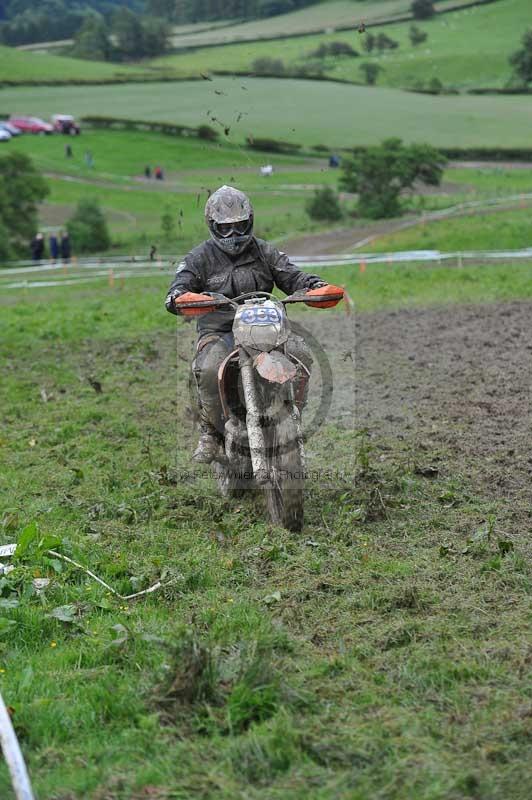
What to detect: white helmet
<box><xmin>205</xmin><ymin>185</ymin><xmax>254</xmax><ymax>255</ymax></box>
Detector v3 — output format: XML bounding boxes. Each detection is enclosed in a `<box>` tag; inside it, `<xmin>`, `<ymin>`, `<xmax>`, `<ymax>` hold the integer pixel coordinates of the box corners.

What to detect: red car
<box><xmin>8</xmin><ymin>116</ymin><xmax>53</xmax><ymax>134</ymax></box>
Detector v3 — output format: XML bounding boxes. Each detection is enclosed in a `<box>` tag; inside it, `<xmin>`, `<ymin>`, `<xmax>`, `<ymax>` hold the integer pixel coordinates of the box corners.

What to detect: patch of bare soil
<box><xmin>280</xmin><ymin>217</ymin><xmax>418</xmax><ymax>255</ymax></box>
<box><xmin>311</xmin><ymin>301</ymin><xmax>532</xmax><ymax>524</ymax></box>
<box><xmin>39</xmin><ymin>201</ymin><xmax>134</xmax><ymax>227</ymax></box>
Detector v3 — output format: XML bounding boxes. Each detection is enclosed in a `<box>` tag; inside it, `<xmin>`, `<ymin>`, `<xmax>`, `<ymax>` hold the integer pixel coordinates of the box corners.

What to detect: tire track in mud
<box><xmin>305</xmin><ymin>301</ymin><xmax>532</xmax><ymax>525</ymax></box>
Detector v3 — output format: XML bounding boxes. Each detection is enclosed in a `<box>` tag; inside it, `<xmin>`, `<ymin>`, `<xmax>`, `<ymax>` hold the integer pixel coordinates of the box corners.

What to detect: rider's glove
<box><xmin>170</xmin><ymin>291</ymin><xmax>218</xmax><ymax>317</ymax></box>
<box><xmin>304</xmin><ymin>284</ymin><xmax>345</xmax><ymax>308</ymax></box>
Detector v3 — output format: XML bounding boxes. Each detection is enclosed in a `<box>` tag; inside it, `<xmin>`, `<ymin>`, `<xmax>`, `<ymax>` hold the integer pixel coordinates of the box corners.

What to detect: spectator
<box><xmin>49</xmin><ymin>232</ymin><xmax>59</xmax><ymax>261</ymax></box>
<box><xmin>65</xmin><ymin>143</ymin><xmax>73</xmax><ymax>158</ymax></box>
<box><xmin>155</xmin><ymin>166</ymin><xmax>164</xmax><ymax>181</ymax></box>
<box><xmin>329</xmin><ymin>154</ymin><xmax>340</xmax><ymax>168</ymax></box>
<box><xmin>144</xmin><ymin>165</ymin><xmax>151</xmax><ymax>179</ymax></box>
<box><xmin>84</xmin><ymin>150</ymin><xmax>94</xmax><ymax>168</ymax></box>
<box><xmin>31</xmin><ymin>232</ymin><xmax>45</xmax><ymax>261</ymax></box>
<box><xmin>60</xmin><ymin>231</ymin><xmax>71</xmax><ymax>263</ymax></box>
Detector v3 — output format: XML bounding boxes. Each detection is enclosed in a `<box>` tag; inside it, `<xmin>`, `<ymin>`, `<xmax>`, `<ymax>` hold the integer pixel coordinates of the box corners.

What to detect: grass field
<box><xmin>3</xmin><ymin>126</ymin><xmax>532</xmax><ymax>264</ymax></box>
<box><xmin>0</xmin><ymin>130</ymin><xmax>337</xmax><ymax>252</ymax></box>
<box><xmin>0</xmin><ymin>44</ymin><xmax>155</xmax><ymax>84</ymax></box>
<box><xmin>4</xmin><ymin>129</ymin><xmax>532</xmax><ymax>258</ymax></box>
<box><xmin>365</xmin><ymin>206</ymin><xmax>532</xmax><ymax>252</ymax></box>
<box><xmin>155</xmin><ymin>0</ymin><xmax>525</xmax><ymax>91</ymax></box>
<box><xmin>3</xmin><ymin>79</ymin><xmax>532</xmax><ymax>150</ymax></box>
<box><xmin>1</xmin><ymin>258</ymin><xmax>531</xmax><ymax>798</ymax></box>
<box><xmin>168</xmin><ymin>0</ymin><xmax>483</xmax><ymax>49</ymax></box>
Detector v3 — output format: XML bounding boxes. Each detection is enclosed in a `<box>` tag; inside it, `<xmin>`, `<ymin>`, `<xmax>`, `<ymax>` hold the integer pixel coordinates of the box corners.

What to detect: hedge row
<box><xmin>0</xmin><ymin>75</ymin><xmax>203</xmax><ymax>88</ymax></box>
<box><xmin>81</xmin><ymin>115</ymin><xmax>219</xmax><ymax>140</ymax></box>
<box><xmin>246</xmin><ymin>136</ymin><xmax>302</xmax><ymax>154</ymax></box>
<box><xmin>76</xmin><ymin>116</ymin><xmax>532</xmax><ymax>162</ymax></box>
<box><xmin>349</xmin><ymin>145</ymin><xmax>532</xmax><ymax>162</ymax></box>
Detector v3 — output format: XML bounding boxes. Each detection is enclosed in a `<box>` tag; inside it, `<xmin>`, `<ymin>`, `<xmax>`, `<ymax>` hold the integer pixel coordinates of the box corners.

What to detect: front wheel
<box><xmin>264</xmin><ymin>411</ymin><xmax>304</xmax><ymax>532</ymax></box>
<box><xmin>213</xmin><ymin>460</ymin><xmax>252</xmax><ymax>499</ymax></box>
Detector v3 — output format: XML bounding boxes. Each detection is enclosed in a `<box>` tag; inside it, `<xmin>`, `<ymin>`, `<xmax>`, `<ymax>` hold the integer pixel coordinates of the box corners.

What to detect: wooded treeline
<box><xmin>0</xmin><ymin>0</ymin><xmax>320</xmax><ymax>45</ymax></box>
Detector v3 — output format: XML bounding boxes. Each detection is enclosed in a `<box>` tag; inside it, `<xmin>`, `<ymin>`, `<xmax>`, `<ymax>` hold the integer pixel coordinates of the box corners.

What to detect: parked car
<box><xmin>52</xmin><ymin>114</ymin><xmax>81</xmax><ymax>135</ymax></box>
<box><xmin>8</xmin><ymin>116</ymin><xmax>54</xmax><ymax>134</ymax></box>
<box><xmin>0</xmin><ymin>121</ymin><xmax>21</xmax><ymax>136</ymax></box>
<box><xmin>0</xmin><ymin>128</ymin><xmax>11</xmax><ymax>142</ymax></box>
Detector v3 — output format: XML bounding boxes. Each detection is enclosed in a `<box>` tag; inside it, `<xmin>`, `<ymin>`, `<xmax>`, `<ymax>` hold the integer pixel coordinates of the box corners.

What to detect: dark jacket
<box><xmin>49</xmin><ymin>235</ymin><xmax>59</xmax><ymax>260</ymax></box>
<box><xmin>60</xmin><ymin>235</ymin><xmax>71</xmax><ymax>260</ymax></box>
<box><xmin>31</xmin><ymin>236</ymin><xmax>44</xmax><ymax>261</ymax></box>
<box><xmin>165</xmin><ymin>237</ymin><xmax>323</xmax><ymax>335</ymax></box>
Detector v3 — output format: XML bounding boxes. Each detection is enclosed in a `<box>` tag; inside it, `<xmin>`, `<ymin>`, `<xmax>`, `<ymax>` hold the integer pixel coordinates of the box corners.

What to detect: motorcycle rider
<box><xmin>165</xmin><ymin>185</ymin><xmax>331</xmax><ymax>464</ymax></box>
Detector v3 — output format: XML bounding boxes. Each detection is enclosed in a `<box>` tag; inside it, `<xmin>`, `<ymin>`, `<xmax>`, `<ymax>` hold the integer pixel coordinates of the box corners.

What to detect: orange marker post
<box><xmin>359</xmin><ymin>260</ymin><xmax>367</xmax><ymax>274</ymax></box>
<box><xmin>108</xmin><ymin>269</ymin><xmax>115</xmax><ymax>288</ymax></box>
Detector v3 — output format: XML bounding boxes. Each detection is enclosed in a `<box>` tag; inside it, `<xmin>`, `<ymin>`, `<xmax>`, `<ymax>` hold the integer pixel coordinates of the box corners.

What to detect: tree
<box><xmin>72</xmin><ymin>15</ymin><xmax>112</xmax><ymax>61</ymax></box>
<box><xmin>411</xmin><ymin>0</ymin><xmax>435</xmax><ymax>20</ymax></box>
<box><xmin>376</xmin><ymin>33</ymin><xmax>399</xmax><ymax>52</ymax></box>
<box><xmin>360</xmin><ymin>62</ymin><xmax>381</xmax><ymax>86</ymax></box>
<box><xmin>0</xmin><ymin>151</ymin><xmax>48</xmax><ymax>258</ymax></box>
<box><xmin>306</xmin><ymin>186</ymin><xmax>343</xmax><ymax>222</ymax></box>
<box><xmin>363</xmin><ymin>32</ymin><xmax>375</xmax><ymax>53</ymax></box>
<box><xmin>428</xmin><ymin>76</ymin><xmax>443</xmax><ymax>93</ymax></box>
<box><xmin>67</xmin><ymin>198</ymin><xmax>111</xmax><ymax>253</ymax></box>
<box><xmin>142</xmin><ymin>16</ymin><xmax>169</xmax><ymax>57</ymax></box>
<box><xmin>340</xmin><ymin>138</ymin><xmax>446</xmax><ymax>219</ymax></box>
<box><xmin>252</xmin><ymin>56</ymin><xmax>285</xmax><ymax>75</ymax></box>
<box><xmin>146</xmin><ymin>0</ymin><xmax>176</xmax><ymax>18</ymax></box>
<box><xmin>409</xmin><ymin>24</ymin><xmax>427</xmax><ymax>46</ymax></box>
<box><xmin>113</xmin><ymin>6</ymin><xmax>143</xmax><ymax>59</ymax></box>
<box><xmin>311</xmin><ymin>41</ymin><xmax>358</xmax><ymax>58</ymax></box>
<box><xmin>509</xmin><ymin>29</ymin><xmax>532</xmax><ymax>85</ymax></box>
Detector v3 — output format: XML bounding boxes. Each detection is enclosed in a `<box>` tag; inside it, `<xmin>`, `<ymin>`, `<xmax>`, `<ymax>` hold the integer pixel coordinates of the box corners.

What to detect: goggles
<box><xmin>213</xmin><ymin>218</ymin><xmax>251</xmax><ymax>238</ymax></box>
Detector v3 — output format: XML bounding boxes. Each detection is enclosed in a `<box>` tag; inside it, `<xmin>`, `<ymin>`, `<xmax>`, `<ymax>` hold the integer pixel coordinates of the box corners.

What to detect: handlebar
<box><xmin>181</xmin><ymin>290</ymin><xmax>313</xmax><ymax>311</ymax></box>
<box><xmin>174</xmin><ymin>288</ymin><xmax>344</xmax><ymax>313</ymax></box>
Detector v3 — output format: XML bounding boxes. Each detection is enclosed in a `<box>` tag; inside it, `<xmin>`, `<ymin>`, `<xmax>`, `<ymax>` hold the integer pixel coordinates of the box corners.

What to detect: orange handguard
<box><xmin>304</xmin><ymin>284</ymin><xmax>345</xmax><ymax>308</ymax></box>
<box><xmin>173</xmin><ymin>291</ymin><xmax>218</xmax><ymax>317</ymax></box>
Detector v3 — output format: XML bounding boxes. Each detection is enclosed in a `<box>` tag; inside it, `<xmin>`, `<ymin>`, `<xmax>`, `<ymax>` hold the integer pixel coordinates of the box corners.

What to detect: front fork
<box><xmin>240</xmin><ymin>355</ymin><xmax>269</xmax><ymax>485</ymax></box>
<box><xmin>239</xmin><ymin>350</ymin><xmax>305</xmax><ymax>485</ymax></box>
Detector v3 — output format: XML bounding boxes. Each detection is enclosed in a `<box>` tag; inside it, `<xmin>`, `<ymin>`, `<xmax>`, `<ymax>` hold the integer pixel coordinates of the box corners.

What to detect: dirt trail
<box><xmin>309</xmin><ymin>301</ymin><xmax>532</xmax><ymax>524</ymax></box>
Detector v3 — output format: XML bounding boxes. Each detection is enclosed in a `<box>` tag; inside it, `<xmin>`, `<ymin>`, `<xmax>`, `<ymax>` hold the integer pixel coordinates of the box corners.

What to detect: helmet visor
<box><xmin>213</xmin><ymin>219</ymin><xmax>251</xmax><ymax>238</ymax></box>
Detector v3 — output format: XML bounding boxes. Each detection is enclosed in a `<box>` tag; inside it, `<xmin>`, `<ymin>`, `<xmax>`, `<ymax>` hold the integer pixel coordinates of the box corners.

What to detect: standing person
<box><xmin>60</xmin><ymin>231</ymin><xmax>71</xmax><ymax>263</ymax></box>
<box><xmin>31</xmin><ymin>232</ymin><xmax>45</xmax><ymax>261</ymax></box>
<box><xmin>144</xmin><ymin>165</ymin><xmax>151</xmax><ymax>179</ymax></box>
<box><xmin>65</xmin><ymin>143</ymin><xmax>73</xmax><ymax>158</ymax></box>
<box><xmin>84</xmin><ymin>150</ymin><xmax>93</xmax><ymax>168</ymax></box>
<box><xmin>49</xmin><ymin>232</ymin><xmax>59</xmax><ymax>261</ymax></box>
<box><xmin>165</xmin><ymin>185</ymin><xmax>339</xmax><ymax>463</ymax></box>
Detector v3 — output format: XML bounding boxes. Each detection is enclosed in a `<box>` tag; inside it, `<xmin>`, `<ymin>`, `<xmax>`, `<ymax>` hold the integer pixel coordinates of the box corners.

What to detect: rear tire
<box><xmin>264</xmin><ymin>411</ymin><xmax>304</xmax><ymax>532</ymax></box>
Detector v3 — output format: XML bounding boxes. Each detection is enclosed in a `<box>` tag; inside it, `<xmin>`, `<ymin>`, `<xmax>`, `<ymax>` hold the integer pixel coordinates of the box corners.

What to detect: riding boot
<box><xmin>193</xmin><ymin>410</ymin><xmax>222</xmax><ymax>464</ymax></box>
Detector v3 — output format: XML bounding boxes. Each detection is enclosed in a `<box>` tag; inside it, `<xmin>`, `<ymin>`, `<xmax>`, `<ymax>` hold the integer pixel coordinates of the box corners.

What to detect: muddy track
<box><xmin>307</xmin><ymin>300</ymin><xmax>531</xmax><ymax>527</ymax></box>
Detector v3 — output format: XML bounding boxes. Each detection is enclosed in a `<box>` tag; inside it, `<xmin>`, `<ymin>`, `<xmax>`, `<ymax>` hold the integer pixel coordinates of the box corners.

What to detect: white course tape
<box><xmin>0</xmin><ymin>690</ymin><xmax>35</xmax><ymax>800</ymax></box>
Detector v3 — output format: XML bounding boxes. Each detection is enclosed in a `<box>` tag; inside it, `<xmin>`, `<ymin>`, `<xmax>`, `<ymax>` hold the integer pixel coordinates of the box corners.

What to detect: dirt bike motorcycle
<box><xmin>179</xmin><ymin>285</ymin><xmax>344</xmax><ymax>531</ymax></box>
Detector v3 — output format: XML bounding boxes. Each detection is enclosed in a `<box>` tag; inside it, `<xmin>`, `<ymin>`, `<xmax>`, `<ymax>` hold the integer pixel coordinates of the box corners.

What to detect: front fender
<box><xmin>254</xmin><ymin>351</ymin><xmax>297</xmax><ymax>384</ymax></box>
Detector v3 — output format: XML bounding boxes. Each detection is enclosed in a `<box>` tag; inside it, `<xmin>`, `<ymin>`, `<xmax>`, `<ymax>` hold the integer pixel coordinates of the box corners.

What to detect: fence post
<box><xmin>108</xmin><ymin>269</ymin><xmax>114</xmax><ymax>288</ymax></box>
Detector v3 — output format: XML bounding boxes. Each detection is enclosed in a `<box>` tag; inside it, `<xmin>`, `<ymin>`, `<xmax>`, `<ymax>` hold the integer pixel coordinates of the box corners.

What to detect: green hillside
<box><xmin>0</xmin><ymin>44</ymin><xmax>152</xmax><ymax>84</ymax></box>
<box><xmin>155</xmin><ymin>0</ymin><xmax>524</xmax><ymax>91</ymax></box>
<box><xmin>169</xmin><ymin>0</ymin><xmax>487</xmax><ymax>49</ymax></box>
<box><xmin>3</xmin><ymin>78</ymin><xmax>532</xmax><ymax>149</ymax></box>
